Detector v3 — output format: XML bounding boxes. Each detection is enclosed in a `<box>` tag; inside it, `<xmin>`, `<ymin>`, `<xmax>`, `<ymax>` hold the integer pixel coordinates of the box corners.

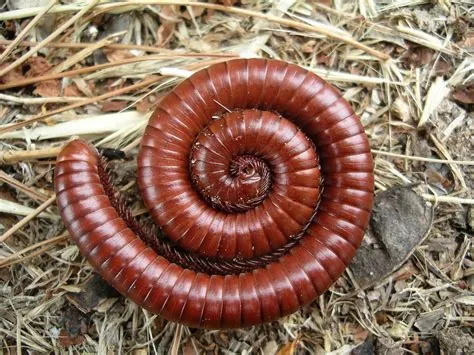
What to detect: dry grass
<box><xmin>0</xmin><ymin>0</ymin><xmax>473</xmax><ymax>354</ymax></box>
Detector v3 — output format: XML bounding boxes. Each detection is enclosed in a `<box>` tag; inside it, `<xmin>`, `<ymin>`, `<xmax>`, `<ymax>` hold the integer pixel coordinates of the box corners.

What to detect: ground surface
<box><xmin>0</xmin><ymin>1</ymin><xmax>473</xmax><ymax>354</ymax></box>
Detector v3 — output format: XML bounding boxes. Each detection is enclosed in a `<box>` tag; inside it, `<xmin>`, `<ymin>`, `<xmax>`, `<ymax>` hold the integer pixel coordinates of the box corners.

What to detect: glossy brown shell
<box><xmin>54</xmin><ymin>58</ymin><xmax>374</xmax><ymax>329</ymax></box>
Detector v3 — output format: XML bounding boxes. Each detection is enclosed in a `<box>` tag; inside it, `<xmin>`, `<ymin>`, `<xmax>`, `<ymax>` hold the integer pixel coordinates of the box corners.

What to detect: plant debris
<box><xmin>0</xmin><ymin>1</ymin><xmax>473</xmax><ymax>353</ymax></box>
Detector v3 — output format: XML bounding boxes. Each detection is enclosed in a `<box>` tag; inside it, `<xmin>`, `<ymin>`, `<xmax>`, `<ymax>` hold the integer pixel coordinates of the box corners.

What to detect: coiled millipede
<box><xmin>54</xmin><ymin>58</ymin><xmax>374</xmax><ymax>329</ymax></box>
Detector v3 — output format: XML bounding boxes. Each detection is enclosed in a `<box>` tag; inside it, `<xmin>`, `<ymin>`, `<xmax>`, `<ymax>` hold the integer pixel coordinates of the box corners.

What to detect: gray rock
<box><xmin>350</xmin><ymin>187</ymin><xmax>433</xmax><ymax>289</ymax></box>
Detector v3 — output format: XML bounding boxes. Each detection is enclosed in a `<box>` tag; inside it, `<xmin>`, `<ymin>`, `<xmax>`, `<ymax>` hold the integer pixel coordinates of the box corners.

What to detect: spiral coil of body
<box><xmin>54</xmin><ymin>58</ymin><xmax>374</xmax><ymax>329</ymax></box>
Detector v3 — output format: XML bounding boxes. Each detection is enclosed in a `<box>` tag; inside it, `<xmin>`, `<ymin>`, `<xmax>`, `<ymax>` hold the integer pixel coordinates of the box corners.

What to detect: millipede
<box><xmin>54</xmin><ymin>58</ymin><xmax>374</xmax><ymax>329</ymax></box>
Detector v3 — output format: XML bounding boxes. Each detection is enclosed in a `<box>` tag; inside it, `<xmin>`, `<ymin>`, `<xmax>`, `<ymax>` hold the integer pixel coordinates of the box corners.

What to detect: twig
<box><xmin>0</xmin><ymin>39</ymin><xmax>239</xmax><ymax>55</ymax></box>
<box><xmin>108</xmin><ymin>1</ymin><xmax>391</xmax><ymax>61</ymax></box>
<box><xmin>0</xmin><ymin>194</ymin><xmax>56</xmax><ymax>243</ymax></box>
<box><xmin>170</xmin><ymin>324</ymin><xmax>183</xmax><ymax>355</ymax></box>
<box><xmin>0</xmin><ymin>146</ymin><xmax>63</xmax><ymax>164</ymax></box>
<box><xmin>0</xmin><ymin>0</ymin><xmax>100</xmax><ymax>77</ymax></box>
<box><xmin>430</xmin><ymin>134</ymin><xmax>467</xmax><ymax>189</ymax></box>
<box><xmin>313</xmin><ymin>3</ymin><xmax>352</xmax><ymax>18</ymax></box>
<box><xmin>0</xmin><ymin>76</ymin><xmax>162</xmax><ymax>135</ymax></box>
<box><xmin>0</xmin><ymin>0</ymin><xmax>58</xmax><ymax>62</ymax></box>
<box><xmin>0</xmin><ymin>243</ymin><xmax>63</xmax><ymax>268</ymax></box>
<box><xmin>422</xmin><ymin>195</ymin><xmax>474</xmax><ymax>205</ymax></box>
<box><xmin>50</xmin><ymin>35</ymin><xmax>119</xmax><ymax>74</ymax></box>
<box><xmin>371</xmin><ymin>149</ymin><xmax>474</xmax><ymax>165</ymax></box>
<box><xmin>0</xmin><ymin>53</ymin><xmax>238</xmax><ymax>91</ymax></box>
<box><xmin>0</xmin><ymin>233</ymin><xmax>68</xmax><ymax>268</ymax></box>
<box><xmin>1</xmin><ymin>1</ymin><xmax>391</xmax><ymax>61</ymax></box>
<box><xmin>0</xmin><ymin>93</ymin><xmax>87</xmax><ymax>104</ymax></box>
<box><xmin>0</xmin><ymin>171</ymin><xmax>51</xmax><ymax>202</ymax></box>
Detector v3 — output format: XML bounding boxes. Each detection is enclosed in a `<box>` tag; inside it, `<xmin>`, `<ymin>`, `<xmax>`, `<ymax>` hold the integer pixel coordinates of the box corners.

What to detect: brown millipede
<box><xmin>54</xmin><ymin>58</ymin><xmax>374</xmax><ymax>329</ymax></box>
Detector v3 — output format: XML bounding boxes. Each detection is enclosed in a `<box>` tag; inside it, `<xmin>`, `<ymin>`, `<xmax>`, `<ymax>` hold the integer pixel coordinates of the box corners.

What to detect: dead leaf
<box><xmin>58</xmin><ymin>306</ymin><xmax>88</xmax><ymax>347</ymax></box>
<box><xmin>181</xmin><ymin>5</ymin><xmax>205</xmax><ymax>20</ymax></box>
<box><xmin>391</xmin><ymin>261</ymin><xmax>419</xmax><ymax>281</ymax></box>
<box><xmin>26</xmin><ymin>56</ymin><xmax>52</xmax><ymax>77</ymax></box>
<box><xmin>348</xmin><ymin>324</ymin><xmax>369</xmax><ymax>344</ymax></box>
<box><xmin>452</xmin><ymin>85</ymin><xmax>474</xmax><ymax>104</ymax></box>
<box><xmin>64</xmin><ymin>84</ymin><xmax>83</xmax><ymax>97</ymax></box>
<box><xmin>207</xmin><ymin>0</ymin><xmax>239</xmax><ymax>17</ymax></box>
<box><xmin>461</xmin><ymin>35</ymin><xmax>474</xmax><ymax>52</ymax></box>
<box><xmin>425</xmin><ymin>167</ymin><xmax>451</xmax><ymax>188</ymax></box>
<box><xmin>182</xmin><ymin>339</ymin><xmax>199</xmax><ymax>355</ymax></box>
<box><xmin>136</xmin><ymin>93</ymin><xmax>164</xmax><ymax>112</ymax></box>
<box><xmin>301</xmin><ymin>40</ymin><xmax>316</xmax><ymax>53</ymax></box>
<box><xmin>401</xmin><ymin>46</ymin><xmax>434</xmax><ymax>67</ymax></box>
<box><xmin>87</xmin><ymin>80</ymin><xmax>97</xmax><ymax>95</ymax></box>
<box><xmin>155</xmin><ymin>6</ymin><xmax>180</xmax><ymax>47</ymax></box>
<box><xmin>375</xmin><ymin>312</ymin><xmax>389</xmax><ymax>325</ymax></box>
<box><xmin>34</xmin><ymin>80</ymin><xmax>60</xmax><ymax>97</ymax></box>
<box><xmin>58</xmin><ymin>330</ymin><xmax>85</xmax><ymax>347</ymax></box>
<box><xmin>457</xmin><ymin>30</ymin><xmax>474</xmax><ymax>52</ymax></box>
<box><xmin>71</xmin><ymin>78</ymin><xmax>93</xmax><ymax>97</ymax></box>
<box><xmin>434</xmin><ymin>60</ymin><xmax>452</xmax><ymax>75</ymax></box>
<box><xmin>0</xmin><ymin>63</ymin><xmax>25</xmax><ymax>84</ymax></box>
<box><xmin>103</xmin><ymin>49</ymin><xmax>134</xmax><ymax>63</ymax></box>
<box><xmin>90</xmin><ymin>13</ymin><xmax>105</xmax><ymax>27</ymax></box>
<box><xmin>101</xmin><ymin>100</ymin><xmax>128</xmax><ymax>112</ymax></box>
<box><xmin>159</xmin><ymin>4</ymin><xmax>180</xmax><ymax>20</ymax></box>
<box><xmin>157</xmin><ymin>21</ymin><xmax>176</xmax><ymax>47</ymax></box>
<box><xmin>317</xmin><ymin>55</ymin><xmax>334</xmax><ymax>67</ymax></box>
<box><xmin>104</xmin><ymin>78</ymin><xmax>126</xmax><ymax>91</ymax></box>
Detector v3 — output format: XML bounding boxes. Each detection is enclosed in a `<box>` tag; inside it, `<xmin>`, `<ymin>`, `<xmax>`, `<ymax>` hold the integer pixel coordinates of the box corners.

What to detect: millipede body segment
<box><xmin>54</xmin><ymin>58</ymin><xmax>374</xmax><ymax>329</ymax></box>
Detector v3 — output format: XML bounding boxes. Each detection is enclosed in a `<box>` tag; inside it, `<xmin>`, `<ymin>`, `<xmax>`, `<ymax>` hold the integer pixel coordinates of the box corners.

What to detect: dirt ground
<box><xmin>0</xmin><ymin>1</ymin><xmax>473</xmax><ymax>354</ymax></box>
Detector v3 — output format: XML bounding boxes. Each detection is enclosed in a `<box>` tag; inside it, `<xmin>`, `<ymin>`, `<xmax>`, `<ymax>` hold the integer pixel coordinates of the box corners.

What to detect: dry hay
<box><xmin>0</xmin><ymin>0</ymin><xmax>473</xmax><ymax>354</ymax></box>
